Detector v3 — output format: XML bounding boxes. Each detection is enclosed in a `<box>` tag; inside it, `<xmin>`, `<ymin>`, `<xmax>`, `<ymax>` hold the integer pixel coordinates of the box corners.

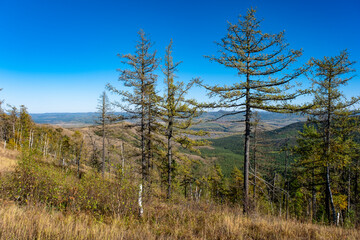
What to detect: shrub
<box><xmin>0</xmin><ymin>151</ymin><xmax>138</xmax><ymax>219</ymax></box>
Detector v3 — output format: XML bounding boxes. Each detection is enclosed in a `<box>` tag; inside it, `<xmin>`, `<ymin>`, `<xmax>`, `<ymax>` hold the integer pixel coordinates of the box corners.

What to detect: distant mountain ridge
<box><xmin>30</xmin><ymin>111</ymin><xmax>306</xmax><ymax>130</ymax></box>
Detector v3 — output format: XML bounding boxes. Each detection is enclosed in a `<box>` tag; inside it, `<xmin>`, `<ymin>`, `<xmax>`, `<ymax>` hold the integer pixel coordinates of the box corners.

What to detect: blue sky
<box><xmin>0</xmin><ymin>0</ymin><xmax>359</xmax><ymax>113</ymax></box>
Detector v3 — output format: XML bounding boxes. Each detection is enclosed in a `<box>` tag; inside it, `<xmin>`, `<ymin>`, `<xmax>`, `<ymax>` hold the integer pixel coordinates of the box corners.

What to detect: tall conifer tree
<box><xmin>97</xmin><ymin>91</ymin><xmax>112</xmax><ymax>177</ymax></box>
<box><xmin>160</xmin><ymin>40</ymin><xmax>207</xmax><ymax>199</ymax></box>
<box><xmin>107</xmin><ymin>30</ymin><xmax>159</xmax><ymax>188</ymax></box>
<box><xmin>200</xmin><ymin>8</ymin><xmax>309</xmax><ymax>214</ymax></box>
<box><xmin>305</xmin><ymin>50</ymin><xmax>359</xmax><ymax>224</ymax></box>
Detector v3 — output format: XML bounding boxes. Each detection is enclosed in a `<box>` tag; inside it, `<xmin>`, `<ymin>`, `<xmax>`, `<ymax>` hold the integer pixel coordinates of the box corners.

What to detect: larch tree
<box><xmin>200</xmin><ymin>8</ymin><xmax>310</xmax><ymax>214</ymax></box>
<box><xmin>97</xmin><ymin>91</ymin><xmax>112</xmax><ymax>177</ymax></box>
<box><xmin>6</xmin><ymin>105</ymin><xmax>18</xmax><ymax>148</ymax></box>
<box><xmin>106</xmin><ymin>30</ymin><xmax>159</xmax><ymax>190</ymax></box>
<box><xmin>72</xmin><ymin>130</ymin><xmax>84</xmax><ymax>178</ymax></box>
<box><xmin>293</xmin><ymin>124</ymin><xmax>324</xmax><ymax>221</ymax></box>
<box><xmin>249</xmin><ymin>112</ymin><xmax>269</xmax><ymax>208</ymax></box>
<box><xmin>19</xmin><ymin>105</ymin><xmax>33</xmax><ymax>148</ymax></box>
<box><xmin>208</xmin><ymin>164</ymin><xmax>227</xmax><ymax>203</ymax></box>
<box><xmin>0</xmin><ymin>89</ymin><xmax>5</xmax><ymax>143</ymax></box>
<box><xmin>145</xmin><ymin>71</ymin><xmax>161</xmax><ymax>185</ymax></box>
<box><xmin>335</xmin><ymin>112</ymin><xmax>360</xmax><ymax>222</ymax></box>
<box><xmin>160</xmin><ymin>40</ymin><xmax>207</xmax><ymax>199</ymax></box>
<box><xmin>305</xmin><ymin>50</ymin><xmax>359</xmax><ymax>224</ymax></box>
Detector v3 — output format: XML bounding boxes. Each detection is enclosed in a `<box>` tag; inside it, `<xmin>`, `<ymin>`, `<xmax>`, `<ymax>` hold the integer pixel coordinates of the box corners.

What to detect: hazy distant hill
<box><xmin>30</xmin><ymin>111</ymin><xmax>306</xmax><ymax>130</ymax></box>
<box><xmin>30</xmin><ymin>112</ymin><xmax>99</xmax><ymax>127</ymax></box>
<box><xmin>191</xmin><ymin>111</ymin><xmax>305</xmax><ymax>136</ymax></box>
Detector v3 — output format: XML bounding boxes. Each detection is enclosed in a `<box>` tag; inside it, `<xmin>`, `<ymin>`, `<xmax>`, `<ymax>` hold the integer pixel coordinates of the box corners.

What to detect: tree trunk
<box><xmin>355</xmin><ymin>159</ymin><xmax>359</xmax><ymax>223</ymax></box>
<box><xmin>324</xmin><ymin>72</ymin><xmax>336</xmax><ymax>225</ymax></box>
<box><xmin>243</xmin><ymin>92</ymin><xmax>250</xmax><ymax>214</ymax></box>
<box><xmin>102</xmin><ymin>117</ymin><xmax>105</xmax><ymax>177</ymax></box>
<box><xmin>147</xmin><ymin>109</ymin><xmax>152</xmax><ymax>188</ymax></box>
<box><xmin>312</xmin><ymin>168</ymin><xmax>317</xmax><ymax>221</ymax></box>
<box><xmin>243</xmin><ymin>58</ymin><xmax>251</xmax><ymax>214</ymax></box>
<box><xmin>326</xmin><ymin>164</ymin><xmax>336</xmax><ymax>224</ymax></box>
<box><xmin>184</xmin><ymin>182</ymin><xmax>187</xmax><ymax>199</ymax></box>
<box><xmin>141</xmin><ymin>84</ymin><xmax>146</xmax><ymax>189</ymax></box>
<box><xmin>283</xmin><ymin>144</ymin><xmax>289</xmax><ymax>220</ymax></box>
<box><xmin>252</xmin><ymin>122</ymin><xmax>257</xmax><ymax>205</ymax></box>
<box><xmin>138</xmin><ymin>184</ymin><xmax>143</xmax><ymax>218</ymax></box>
<box><xmin>348</xmin><ymin>167</ymin><xmax>351</xmax><ymax>215</ymax></box>
<box><xmin>121</xmin><ymin>142</ymin><xmax>125</xmax><ymax>177</ymax></box>
<box><xmin>167</xmin><ymin>117</ymin><xmax>173</xmax><ymax>199</ymax></box>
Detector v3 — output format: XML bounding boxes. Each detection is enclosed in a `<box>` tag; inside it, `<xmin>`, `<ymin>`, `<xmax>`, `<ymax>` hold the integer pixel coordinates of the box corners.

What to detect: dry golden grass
<box><xmin>0</xmin><ymin>145</ymin><xmax>18</xmax><ymax>173</ymax></box>
<box><xmin>0</xmin><ymin>202</ymin><xmax>129</xmax><ymax>240</ymax></box>
<box><xmin>0</xmin><ymin>199</ymin><xmax>359</xmax><ymax>240</ymax></box>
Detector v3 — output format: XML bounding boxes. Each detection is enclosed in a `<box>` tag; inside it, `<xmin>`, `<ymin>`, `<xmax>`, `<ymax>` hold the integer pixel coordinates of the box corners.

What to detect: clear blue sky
<box><xmin>0</xmin><ymin>0</ymin><xmax>359</xmax><ymax>113</ymax></box>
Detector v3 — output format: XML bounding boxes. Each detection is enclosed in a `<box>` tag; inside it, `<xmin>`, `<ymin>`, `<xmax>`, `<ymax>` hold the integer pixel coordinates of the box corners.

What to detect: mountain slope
<box><xmin>200</xmin><ymin>121</ymin><xmax>305</xmax><ymax>177</ymax></box>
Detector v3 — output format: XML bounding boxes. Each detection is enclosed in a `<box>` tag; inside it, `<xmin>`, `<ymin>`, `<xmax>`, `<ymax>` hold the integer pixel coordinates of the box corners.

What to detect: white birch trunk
<box><xmin>138</xmin><ymin>184</ymin><xmax>143</xmax><ymax>217</ymax></box>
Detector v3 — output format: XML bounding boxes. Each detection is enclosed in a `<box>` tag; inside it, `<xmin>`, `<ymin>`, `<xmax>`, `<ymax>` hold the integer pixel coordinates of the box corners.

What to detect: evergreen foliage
<box><xmin>198</xmin><ymin>8</ymin><xmax>311</xmax><ymax>214</ymax></box>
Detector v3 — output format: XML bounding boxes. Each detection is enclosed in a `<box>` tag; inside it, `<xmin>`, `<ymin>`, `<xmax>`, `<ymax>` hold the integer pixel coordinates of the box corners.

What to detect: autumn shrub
<box><xmin>0</xmin><ymin>151</ymin><xmax>138</xmax><ymax>219</ymax></box>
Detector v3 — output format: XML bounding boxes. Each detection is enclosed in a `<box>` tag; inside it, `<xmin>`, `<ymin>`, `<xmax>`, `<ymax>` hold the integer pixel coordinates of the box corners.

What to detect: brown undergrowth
<box><xmin>1</xmin><ymin>199</ymin><xmax>360</xmax><ymax>240</ymax></box>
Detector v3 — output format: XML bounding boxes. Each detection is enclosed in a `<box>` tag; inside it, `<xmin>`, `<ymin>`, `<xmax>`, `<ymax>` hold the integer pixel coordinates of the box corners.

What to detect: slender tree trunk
<box><xmin>18</xmin><ymin>127</ymin><xmax>22</xmax><ymax>148</ymax></box>
<box><xmin>328</xmin><ymin>170</ymin><xmax>336</xmax><ymax>222</ymax></box>
<box><xmin>138</xmin><ymin>184</ymin><xmax>143</xmax><ymax>218</ymax></box>
<box><xmin>283</xmin><ymin>144</ymin><xmax>289</xmax><ymax>220</ymax></box>
<box><xmin>324</xmin><ymin>163</ymin><xmax>337</xmax><ymax>224</ymax></box>
<box><xmin>184</xmin><ymin>181</ymin><xmax>187</xmax><ymax>199</ymax></box>
<box><xmin>355</xmin><ymin>159</ymin><xmax>359</xmax><ymax>223</ymax></box>
<box><xmin>121</xmin><ymin>142</ymin><xmax>125</xmax><ymax>177</ymax></box>
<box><xmin>312</xmin><ymin>168</ymin><xmax>317</xmax><ymax>221</ymax></box>
<box><xmin>325</xmin><ymin>166</ymin><xmax>331</xmax><ymax>222</ymax></box>
<box><xmin>43</xmin><ymin>134</ymin><xmax>48</xmax><ymax>157</ymax></box>
<box><xmin>141</xmin><ymin>83</ymin><xmax>146</xmax><ymax>189</ymax></box>
<box><xmin>322</xmin><ymin>83</ymin><xmax>336</xmax><ymax>224</ymax></box>
<box><xmin>348</xmin><ymin>167</ymin><xmax>351</xmax><ymax>214</ymax></box>
<box><xmin>28</xmin><ymin>130</ymin><xmax>32</xmax><ymax>149</ymax></box>
<box><xmin>272</xmin><ymin>173</ymin><xmax>276</xmax><ymax>203</ymax></box>
<box><xmin>147</xmin><ymin>107</ymin><xmax>152</xmax><ymax>188</ymax></box>
<box><xmin>167</xmin><ymin>117</ymin><xmax>173</xmax><ymax>199</ymax></box>
<box><xmin>252</xmin><ymin>122</ymin><xmax>257</xmax><ymax>205</ymax></box>
<box><xmin>102</xmin><ymin>117</ymin><xmax>105</xmax><ymax>177</ymax></box>
<box><xmin>244</xmin><ymin>98</ymin><xmax>250</xmax><ymax>214</ymax></box>
<box><xmin>12</xmin><ymin>123</ymin><xmax>15</xmax><ymax>142</ymax></box>
<box><xmin>325</xmin><ymin>109</ymin><xmax>336</xmax><ymax>224</ymax></box>
<box><xmin>243</xmin><ymin>58</ymin><xmax>251</xmax><ymax>214</ymax></box>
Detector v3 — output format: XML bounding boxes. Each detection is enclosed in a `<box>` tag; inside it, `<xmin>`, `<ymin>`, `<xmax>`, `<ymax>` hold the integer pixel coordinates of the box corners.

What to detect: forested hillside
<box><xmin>200</xmin><ymin>121</ymin><xmax>303</xmax><ymax>177</ymax></box>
